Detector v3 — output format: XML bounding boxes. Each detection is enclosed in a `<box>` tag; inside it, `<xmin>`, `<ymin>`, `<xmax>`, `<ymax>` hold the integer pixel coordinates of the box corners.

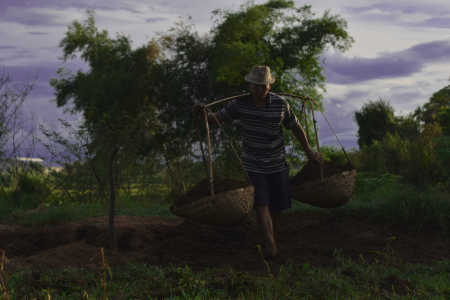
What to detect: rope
<box><xmin>196</xmin><ymin>119</ymin><xmax>209</xmax><ymax>177</ymax></box>
<box><xmin>175</xmin><ymin>115</ymin><xmax>196</xmax><ymax>204</ymax></box>
<box><xmin>275</xmin><ymin>93</ymin><xmax>353</xmax><ymax>167</ymax></box>
<box><xmin>204</xmin><ymin>107</ymin><xmax>251</xmax><ymax>183</ymax></box>
<box><xmin>307</xmin><ymin>97</ymin><xmax>354</xmax><ymax>167</ymax></box>
<box><xmin>288</xmin><ymin>101</ymin><xmax>305</xmax><ymax>172</ymax></box>
<box><xmin>205</xmin><ymin>92</ymin><xmax>351</xmax><ymax>164</ymax></box>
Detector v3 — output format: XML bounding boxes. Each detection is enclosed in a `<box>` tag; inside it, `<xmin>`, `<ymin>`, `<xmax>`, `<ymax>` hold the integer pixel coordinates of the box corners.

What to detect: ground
<box><xmin>1</xmin><ymin>215</ymin><xmax>449</xmax><ymax>275</ymax></box>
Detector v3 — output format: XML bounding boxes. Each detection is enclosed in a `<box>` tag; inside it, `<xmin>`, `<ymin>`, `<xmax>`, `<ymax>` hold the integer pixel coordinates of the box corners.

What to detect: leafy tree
<box><xmin>51</xmin><ymin>2</ymin><xmax>354</xmax><ymax>194</ymax></box>
<box><xmin>415</xmin><ymin>84</ymin><xmax>450</xmax><ymax>125</ymax></box>
<box><xmin>154</xmin><ymin>0</ymin><xmax>354</xmax><ymax>173</ymax></box>
<box><xmin>353</xmin><ymin>98</ymin><xmax>397</xmax><ymax>148</ymax></box>
<box><xmin>49</xmin><ymin>11</ymin><xmax>164</xmax><ymax>201</ymax></box>
<box><xmin>50</xmin><ymin>11</ymin><xmax>162</xmax><ymax>157</ymax></box>
<box><xmin>435</xmin><ymin>106</ymin><xmax>450</xmax><ymax>136</ymax></box>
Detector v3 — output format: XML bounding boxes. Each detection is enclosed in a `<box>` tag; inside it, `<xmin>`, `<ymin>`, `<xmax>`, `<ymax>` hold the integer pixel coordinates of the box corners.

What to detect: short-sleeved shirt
<box><xmin>218</xmin><ymin>92</ymin><xmax>299</xmax><ymax>174</ymax></box>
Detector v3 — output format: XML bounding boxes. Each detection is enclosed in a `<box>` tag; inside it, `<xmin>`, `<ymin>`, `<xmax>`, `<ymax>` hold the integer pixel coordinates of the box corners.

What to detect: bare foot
<box><xmin>263</xmin><ymin>245</ymin><xmax>278</xmax><ymax>260</ymax></box>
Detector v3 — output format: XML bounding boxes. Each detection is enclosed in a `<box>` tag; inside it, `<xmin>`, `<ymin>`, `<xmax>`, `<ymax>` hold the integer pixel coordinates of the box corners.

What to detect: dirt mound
<box><xmin>291</xmin><ymin>161</ymin><xmax>355</xmax><ymax>186</ymax></box>
<box><xmin>176</xmin><ymin>176</ymin><xmax>252</xmax><ymax>206</ymax></box>
<box><xmin>1</xmin><ymin>215</ymin><xmax>450</xmax><ymax>274</ymax></box>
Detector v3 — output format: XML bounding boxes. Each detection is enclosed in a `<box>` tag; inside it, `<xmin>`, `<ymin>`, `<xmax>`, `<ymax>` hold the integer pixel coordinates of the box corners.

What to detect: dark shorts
<box><xmin>246</xmin><ymin>165</ymin><xmax>292</xmax><ymax>212</ymax></box>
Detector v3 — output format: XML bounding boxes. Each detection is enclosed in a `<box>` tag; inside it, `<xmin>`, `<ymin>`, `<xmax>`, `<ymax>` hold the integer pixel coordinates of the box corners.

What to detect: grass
<box><xmin>288</xmin><ymin>172</ymin><xmax>450</xmax><ymax>235</ymax></box>
<box><xmin>2</xmin><ymin>172</ymin><xmax>450</xmax><ymax>234</ymax></box>
<box><xmin>2</xmin><ymin>248</ymin><xmax>450</xmax><ymax>299</ymax></box>
<box><xmin>1</xmin><ymin>173</ymin><xmax>450</xmax><ymax>298</ymax></box>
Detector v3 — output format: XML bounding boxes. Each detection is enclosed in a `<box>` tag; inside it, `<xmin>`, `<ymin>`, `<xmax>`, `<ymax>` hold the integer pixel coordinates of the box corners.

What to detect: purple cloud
<box><xmin>325</xmin><ymin>39</ymin><xmax>450</xmax><ymax>84</ymax></box>
<box><xmin>145</xmin><ymin>17</ymin><xmax>167</xmax><ymax>23</ymax></box>
<box><xmin>345</xmin><ymin>3</ymin><xmax>450</xmax><ymax>16</ymax></box>
<box><xmin>26</xmin><ymin>31</ymin><xmax>49</xmax><ymax>35</ymax></box>
<box><xmin>344</xmin><ymin>2</ymin><xmax>450</xmax><ymax>29</ymax></box>
<box><xmin>0</xmin><ymin>46</ymin><xmax>16</xmax><ymax>49</ymax></box>
<box><xmin>419</xmin><ymin>18</ymin><xmax>450</xmax><ymax>29</ymax></box>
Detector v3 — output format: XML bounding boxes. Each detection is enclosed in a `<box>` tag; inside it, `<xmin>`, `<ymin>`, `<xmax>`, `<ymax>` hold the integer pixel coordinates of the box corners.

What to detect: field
<box><xmin>1</xmin><ymin>173</ymin><xmax>450</xmax><ymax>298</ymax></box>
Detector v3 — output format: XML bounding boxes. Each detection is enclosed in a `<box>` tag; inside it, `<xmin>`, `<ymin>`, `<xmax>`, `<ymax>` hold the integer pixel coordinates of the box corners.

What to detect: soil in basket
<box><xmin>291</xmin><ymin>161</ymin><xmax>355</xmax><ymax>186</ymax></box>
<box><xmin>176</xmin><ymin>176</ymin><xmax>252</xmax><ymax>206</ymax></box>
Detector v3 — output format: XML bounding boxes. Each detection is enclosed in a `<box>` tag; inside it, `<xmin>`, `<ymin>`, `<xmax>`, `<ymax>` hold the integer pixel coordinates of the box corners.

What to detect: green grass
<box><xmin>0</xmin><ymin>199</ymin><xmax>173</xmax><ymax>226</ymax></box>
<box><xmin>288</xmin><ymin>172</ymin><xmax>450</xmax><ymax>235</ymax></box>
<box><xmin>3</xmin><ymin>249</ymin><xmax>450</xmax><ymax>299</ymax></box>
<box><xmin>2</xmin><ymin>172</ymin><xmax>450</xmax><ymax>234</ymax></box>
<box><xmin>2</xmin><ymin>173</ymin><xmax>450</xmax><ymax>298</ymax></box>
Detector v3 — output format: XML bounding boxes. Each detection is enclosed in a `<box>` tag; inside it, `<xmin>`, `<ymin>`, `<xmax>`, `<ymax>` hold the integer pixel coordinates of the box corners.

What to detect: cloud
<box><xmin>1</xmin><ymin>7</ymin><xmax>85</xmax><ymax>27</ymax></box>
<box><xmin>325</xmin><ymin>39</ymin><xmax>450</xmax><ymax>84</ymax></box>
<box><xmin>343</xmin><ymin>2</ymin><xmax>450</xmax><ymax>28</ymax></box>
<box><xmin>0</xmin><ymin>46</ymin><xmax>16</xmax><ymax>49</ymax></box>
<box><xmin>26</xmin><ymin>31</ymin><xmax>49</xmax><ymax>35</ymax></box>
<box><xmin>344</xmin><ymin>2</ymin><xmax>450</xmax><ymax>16</ymax></box>
<box><xmin>419</xmin><ymin>17</ymin><xmax>450</xmax><ymax>28</ymax></box>
<box><xmin>144</xmin><ymin>17</ymin><xmax>168</xmax><ymax>23</ymax></box>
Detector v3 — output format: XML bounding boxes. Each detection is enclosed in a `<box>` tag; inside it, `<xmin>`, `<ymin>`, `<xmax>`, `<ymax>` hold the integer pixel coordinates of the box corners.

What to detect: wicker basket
<box><xmin>171</xmin><ymin>185</ymin><xmax>254</xmax><ymax>227</ymax></box>
<box><xmin>291</xmin><ymin>169</ymin><xmax>356</xmax><ymax>208</ymax></box>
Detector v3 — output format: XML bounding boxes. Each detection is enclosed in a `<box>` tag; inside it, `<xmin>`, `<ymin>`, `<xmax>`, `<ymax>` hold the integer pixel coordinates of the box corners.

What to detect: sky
<box><xmin>1</xmin><ymin>0</ymin><xmax>449</xmax><ymax>161</ymax></box>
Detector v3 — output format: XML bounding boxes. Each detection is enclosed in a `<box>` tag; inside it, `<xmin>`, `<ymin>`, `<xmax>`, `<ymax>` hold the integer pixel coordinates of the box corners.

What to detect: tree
<box><xmin>51</xmin><ymin>2</ymin><xmax>354</xmax><ymax>193</ymax></box>
<box><xmin>49</xmin><ymin>11</ymin><xmax>164</xmax><ymax>202</ymax></box>
<box><xmin>0</xmin><ymin>70</ymin><xmax>41</xmax><ymax>205</ymax></box>
<box><xmin>415</xmin><ymin>84</ymin><xmax>450</xmax><ymax>125</ymax></box>
<box><xmin>353</xmin><ymin>98</ymin><xmax>397</xmax><ymax>148</ymax></box>
<box><xmin>153</xmin><ymin>0</ymin><xmax>354</xmax><ymax>172</ymax></box>
<box><xmin>50</xmin><ymin>11</ymin><xmax>162</xmax><ymax>158</ymax></box>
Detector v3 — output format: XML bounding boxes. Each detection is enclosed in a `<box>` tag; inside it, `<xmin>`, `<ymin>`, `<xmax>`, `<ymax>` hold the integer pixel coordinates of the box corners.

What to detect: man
<box><xmin>194</xmin><ymin>66</ymin><xmax>324</xmax><ymax>259</ymax></box>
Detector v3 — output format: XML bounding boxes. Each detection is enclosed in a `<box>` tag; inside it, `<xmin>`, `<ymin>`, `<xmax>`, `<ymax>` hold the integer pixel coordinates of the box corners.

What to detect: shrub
<box><xmin>352</xmin><ymin>123</ymin><xmax>445</xmax><ymax>186</ymax></box>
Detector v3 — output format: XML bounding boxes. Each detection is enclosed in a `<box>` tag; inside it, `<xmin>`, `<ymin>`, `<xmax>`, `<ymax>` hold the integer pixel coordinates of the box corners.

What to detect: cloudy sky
<box><xmin>1</xmin><ymin>0</ymin><xmax>449</xmax><ymax>160</ymax></box>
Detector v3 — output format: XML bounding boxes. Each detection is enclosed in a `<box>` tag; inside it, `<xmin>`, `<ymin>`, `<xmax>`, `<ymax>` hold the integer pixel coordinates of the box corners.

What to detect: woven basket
<box><xmin>291</xmin><ymin>169</ymin><xmax>356</xmax><ymax>208</ymax></box>
<box><xmin>171</xmin><ymin>185</ymin><xmax>255</xmax><ymax>227</ymax></box>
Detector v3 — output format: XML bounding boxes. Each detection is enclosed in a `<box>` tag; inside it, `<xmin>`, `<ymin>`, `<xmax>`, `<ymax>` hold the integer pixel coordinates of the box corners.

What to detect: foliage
<box><xmin>319</xmin><ymin>145</ymin><xmax>349</xmax><ymax>165</ymax></box>
<box><xmin>0</xmin><ymin>70</ymin><xmax>37</xmax><ymax>159</ymax></box>
<box><xmin>415</xmin><ymin>84</ymin><xmax>450</xmax><ymax>125</ymax></box>
<box><xmin>153</xmin><ymin>0</ymin><xmax>353</xmax><ymax>162</ymax></box>
<box><xmin>353</xmin><ymin>98</ymin><xmax>397</xmax><ymax>148</ymax></box>
<box><xmin>351</xmin><ymin>124</ymin><xmax>444</xmax><ymax>185</ymax></box>
<box><xmin>49</xmin><ymin>11</ymin><xmax>163</xmax><ymax>196</ymax></box>
<box><xmin>436</xmin><ymin>135</ymin><xmax>450</xmax><ymax>178</ymax></box>
<box><xmin>435</xmin><ymin>106</ymin><xmax>450</xmax><ymax>136</ymax></box>
<box><xmin>5</xmin><ymin>255</ymin><xmax>450</xmax><ymax>298</ymax></box>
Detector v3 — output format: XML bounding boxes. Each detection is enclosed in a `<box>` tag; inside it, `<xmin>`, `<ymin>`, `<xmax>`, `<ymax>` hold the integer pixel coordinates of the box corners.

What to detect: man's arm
<box><xmin>291</xmin><ymin>124</ymin><xmax>324</xmax><ymax>165</ymax></box>
<box><xmin>194</xmin><ymin>103</ymin><xmax>226</xmax><ymax>124</ymax></box>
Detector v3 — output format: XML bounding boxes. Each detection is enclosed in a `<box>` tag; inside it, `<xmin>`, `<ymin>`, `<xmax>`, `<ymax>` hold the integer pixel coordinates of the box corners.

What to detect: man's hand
<box><xmin>305</xmin><ymin>149</ymin><xmax>325</xmax><ymax>165</ymax></box>
<box><xmin>194</xmin><ymin>103</ymin><xmax>207</xmax><ymax>118</ymax></box>
<box><xmin>193</xmin><ymin>103</ymin><xmax>225</xmax><ymax>124</ymax></box>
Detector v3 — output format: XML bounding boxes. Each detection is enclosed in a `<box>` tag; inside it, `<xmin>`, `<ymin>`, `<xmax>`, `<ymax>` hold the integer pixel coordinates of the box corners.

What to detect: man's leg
<box><xmin>255</xmin><ymin>205</ymin><xmax>277</xmax><ymax>257</ymax></box>
<box><xmin>269</xmin><ymin>211</ymin><xmax>282</xmax><ymax>241</ymax></box>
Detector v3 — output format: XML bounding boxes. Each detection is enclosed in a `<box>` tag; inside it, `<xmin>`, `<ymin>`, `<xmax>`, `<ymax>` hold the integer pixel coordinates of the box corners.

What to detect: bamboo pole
<box><xmin>196</xmin><ymin>119</ymin><xmax>209</xmax><ymax>178</ymax></box>
<box><xmin>203</xmin><ymin>110</ymin><xmax>214</xmax><ymax>201</ymax></box>
<box><xmin>308</xmin><ymin>98</ymin><xmax>323</xmax><ymax>184</ymax></box>
<box><xmin>303</xmin><ymin>102</ymin><xmax>311</xmax><ymax>144</ymax></box>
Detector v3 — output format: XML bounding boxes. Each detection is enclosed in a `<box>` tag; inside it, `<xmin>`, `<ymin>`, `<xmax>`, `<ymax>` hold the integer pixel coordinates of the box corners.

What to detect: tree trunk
<box><xmin>109</xmin><ymin>145</ymin><xmax>119</xmax><ymax>251</ymax></box>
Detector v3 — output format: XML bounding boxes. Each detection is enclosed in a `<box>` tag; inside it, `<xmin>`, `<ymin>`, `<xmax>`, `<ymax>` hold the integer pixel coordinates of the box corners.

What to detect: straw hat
<box><xmin>244</xmin><ymin>66</ymin><xmax>276</xmax><ymax>85</ymax></box>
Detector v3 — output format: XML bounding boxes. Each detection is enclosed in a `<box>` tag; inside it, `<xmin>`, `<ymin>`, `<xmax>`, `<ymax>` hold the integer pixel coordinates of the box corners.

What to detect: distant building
<box><xmin>0</xmin><ymin>157</ymin><xmax>62</xmax><ymax>174</ymax></box>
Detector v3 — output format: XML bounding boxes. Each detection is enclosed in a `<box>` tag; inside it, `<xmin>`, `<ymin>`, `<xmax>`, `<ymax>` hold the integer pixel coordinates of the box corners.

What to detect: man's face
<box><xmin>247</xmin><ymin>82</ymin><xmax>271</xmax><ymax>101</ymax></box>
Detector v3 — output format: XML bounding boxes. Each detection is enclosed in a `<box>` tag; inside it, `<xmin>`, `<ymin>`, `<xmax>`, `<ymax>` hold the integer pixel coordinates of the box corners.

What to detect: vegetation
<box><xmin>1</xmin><ymin>0</ymin><xmax>450</xmax><ymax>299</ymax></box>
<box><xmin>2</xmin><ymin>245</ymin><xmax>450</xmax><ymax>298</ymax></box>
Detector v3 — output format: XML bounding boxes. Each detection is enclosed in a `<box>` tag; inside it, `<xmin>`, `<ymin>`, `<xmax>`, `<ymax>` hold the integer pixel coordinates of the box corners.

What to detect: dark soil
<box><xmin>290</xmin><ymin>161</ymin><xmax>355</xmax><ymax>186</ymax></box>
<box><xmin>176</xmin><ymin>176</ymin><xmax>252</xmax><ymax>206</ymax></box>
<box><xmin>1</xmin><ymin>216</ymin><xmax>450</xmax><ymax>275</ymax></box>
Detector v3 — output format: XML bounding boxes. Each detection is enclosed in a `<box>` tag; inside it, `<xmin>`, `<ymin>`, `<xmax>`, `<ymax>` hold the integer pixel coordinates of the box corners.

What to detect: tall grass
<box><xmin>4</xmin><ymin>250</ymin><xmax>450</xmax><ymax>299</ymax></box>
<box><xmin>289</xmin><ymin>172</ymin><xmax>450</xmax><ymax>234</ymax></box>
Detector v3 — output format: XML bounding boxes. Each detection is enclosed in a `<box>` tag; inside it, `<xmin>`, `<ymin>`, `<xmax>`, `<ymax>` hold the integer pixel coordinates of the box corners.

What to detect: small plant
<box><xmin>0</xmin><ymin>250</ymin><xmax>10</xmax><ymax>300</ymax></box>
<box><xmin>99</xmin><ymin>247</ymin><xmax>112</xmax><ymax>300</ymax></box>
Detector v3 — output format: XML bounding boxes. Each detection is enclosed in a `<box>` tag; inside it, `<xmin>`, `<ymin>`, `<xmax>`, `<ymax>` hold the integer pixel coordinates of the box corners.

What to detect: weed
<box><xmin>0</xmin><ymin>250</ymin><xmax>10</xmax><ymax>300</ymax></box>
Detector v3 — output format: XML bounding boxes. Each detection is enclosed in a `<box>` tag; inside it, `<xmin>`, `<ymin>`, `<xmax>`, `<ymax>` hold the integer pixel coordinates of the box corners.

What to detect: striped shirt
<box><xmin>218</xmin><ymin>92</ymin><xmax>299</xmax><ymax>174</ymax></box>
